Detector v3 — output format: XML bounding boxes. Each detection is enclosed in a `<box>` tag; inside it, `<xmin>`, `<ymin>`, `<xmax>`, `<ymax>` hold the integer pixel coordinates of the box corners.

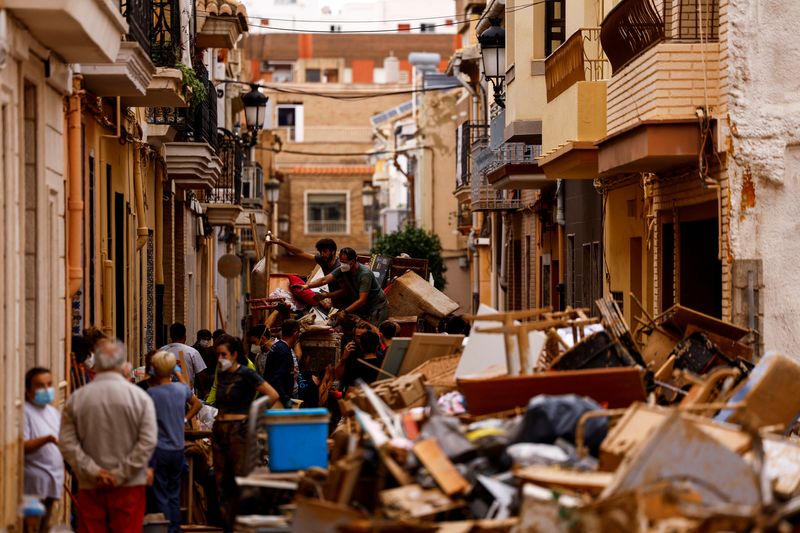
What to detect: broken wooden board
<box><xmin>413</xmin><ymin>438</ymin><xmax>471</xmax><ymax>496</ymax></box>
<box><xmin>379</xmin><ymin>484</ymin><xmax>463</xmax><ymax>519</ymax></box>
<box><xmin>659</xmin><ymin>304</ymin><xmax>750</xmax><ymax>342</ymax></box>
<box><xmin>599</xmin><ymin>403</ymin><xmax>752</xmax><ymax>471</ymax></box>
<box><xmin>290</xmin><ymin>497</ymin><xmax>364</xmax><ymax>533</ymax></box>
<box><xmin>601</xmin><ymin>411</ymin><xmax>760</xmax><ymax>508</ymax></box>
<box><xmin>398</xmin><ymin>333</ymin><xmax>464</xmax><ymax>376</ymax></box>
<box><xmin>717</xmin><ymin>352</ymin><xmax>800</xmax><ymax>430</ymax></box>
<box><xmin>457</xmin><ymin>367</ymin><xmax>647</xmax><ymax>416</ymax></box>
<box><xmin>514</xmin><ymin>465</ymin><xmax>613</xmax><ymax>494</ymax></box>
<box><xmin>386</xmin><ymin>270</ymin><xmax>459</xmax><ymax>325</ymax></box>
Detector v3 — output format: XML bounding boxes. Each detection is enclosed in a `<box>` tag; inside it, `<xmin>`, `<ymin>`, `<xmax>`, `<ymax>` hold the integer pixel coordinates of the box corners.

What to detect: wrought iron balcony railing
<box><xmin>601</xmin><ymin>0</ymin><xmax>718</xmax><ymax>74</ymax></box>
<box><xmin>470</xmin><ymin>141</ymin><xmax>540</xmax><ymax>211</ymax></box>
<box><xmin>206</xmin><ymin>130</ymin><xmax>243</xmax><ymax>205</ymax></box>
<box><xmin>120</xmin><ymin>0</ymin><xmax>152</xmax><ymax>56</ymax></box>
<box><xmin>456</xmin><ymin>122</ymin><xmax>488</xmax><ymax>190</ymax></box>
<box><xmin>545</xmin><ymin>28</ymin><xmax>610</xmax><ymax>102</ymax></box>
<box><xmin>150</xmin><ymin>0</ymin><xmax>182</xmax><ymax>67</ymax></box>
<box><xmin>146</xmin><ymin>61</ymin><xmax>219</xmax><ymax>151</ymax></box>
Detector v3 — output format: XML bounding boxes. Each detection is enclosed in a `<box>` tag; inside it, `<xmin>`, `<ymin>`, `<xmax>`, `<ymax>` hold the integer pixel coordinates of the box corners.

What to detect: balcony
<box><xmin>120</xmin><ymin>0</ymin><xmax>186</xmax><ymax>106</ymax></box>
<box><xmin>484</xmin><ymin>143</ymin><xmax>549</xmax><ymax>191</ymax></box>
<box><xmin>306</xmin><ymin>221</ymin><xmax>348</xmax><ymax>235</ymax></box>
<box><xmin>597</xmin><ymin>0</ymin><xmax>720</xmax><ymax>176</ymax></box>
<box><xmin>5</xmin><ymin>0</ymin><xmax>127</xmax><ymax>63</ymax></box>
<box><xmin>454</xmin><ymin>122</ymin><xmax>487</xmax><ymax>201</ymax></box>
<box><xmin>539</xmin><ymin>28</ymin><xmax>610</xmax><ymax>180</ymax></box>
<box><xmin>155</xmin><ymin>62</ymin><xmax>222</xmax><ymax>191</ymax></box>
<box><xmin>196</xmin><ymin>0</ymin><xmax>249</xmax><ymax>49</ymax></box>
<box><xmin>81</xmin><ymin>0</ymin><xmax>156</xmax><ymax>96</ymax></box>
<box><xmin>202</xmin><ymin>130</ymin><xmax>243</xmax><ymax>226</ymax></box>
<box><xmin>470</xmin><ymin>139</ymin><xmax>522</xmax><ymax>212</ymax></box>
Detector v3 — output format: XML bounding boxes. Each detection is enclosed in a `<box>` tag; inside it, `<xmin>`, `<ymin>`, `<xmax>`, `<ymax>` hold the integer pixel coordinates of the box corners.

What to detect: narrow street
<box><xmin>4</xmin><ymin>0</ymin><xmax>800</xmax><ymax>531</ymax></box>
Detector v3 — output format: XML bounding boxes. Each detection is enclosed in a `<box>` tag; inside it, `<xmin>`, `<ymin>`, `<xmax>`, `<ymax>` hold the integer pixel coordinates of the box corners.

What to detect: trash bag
<box><xmin>509</xmin><ymin>394</ymin><xmax>608</xmax><ymax>458</ymax></box>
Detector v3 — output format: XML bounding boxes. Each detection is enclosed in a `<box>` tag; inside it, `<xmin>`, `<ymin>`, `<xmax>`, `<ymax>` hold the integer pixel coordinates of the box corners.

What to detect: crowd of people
<box><xmin>21</xmin><ymin>238</ymin><xmax>459</xmax><ymax>532</ymax></box>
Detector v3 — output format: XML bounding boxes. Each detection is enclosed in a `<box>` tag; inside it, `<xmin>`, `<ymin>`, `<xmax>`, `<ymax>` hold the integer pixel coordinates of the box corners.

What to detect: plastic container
<box><xmin>264</xmin><ymin>408</ymin><xmax>330</xmax><ymax>472</ymax></box>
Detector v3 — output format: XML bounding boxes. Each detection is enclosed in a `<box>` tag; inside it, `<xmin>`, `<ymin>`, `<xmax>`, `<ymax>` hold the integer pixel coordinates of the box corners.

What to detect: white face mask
<box><xmin>199</xmin><ymin>340</ymin><xmax>212</xmax><ymax>348</ymax></box>
<box><xmin>218</xmin><ymin>358</ymin><xmax>233</xmax><ymax>372</ymax></box>
<box><xmin>339</xmin><ymin>263</ymin><xmax>351</xmax><ymax>273</ymax></box>
<box><xmin>250</xmin><ymin>345</ymin><xmax>260</xmax><ymax>355</ymax></box>
<box><xmin>84</xmin><ymin>353</ymin><xmax>95</xmax><ymax>369</ymax></box>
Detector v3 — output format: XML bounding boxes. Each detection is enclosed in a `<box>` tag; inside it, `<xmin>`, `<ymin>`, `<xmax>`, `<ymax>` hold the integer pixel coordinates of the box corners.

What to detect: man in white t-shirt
<box><xmin>159</xmin><ymin>323</ymin><xmax>207</xmax><ymax>389</ymax></box>
<box><xmin>24</xmin><ymin>366</ymin><xmax>64</xmax><ymax>532</ymax></box>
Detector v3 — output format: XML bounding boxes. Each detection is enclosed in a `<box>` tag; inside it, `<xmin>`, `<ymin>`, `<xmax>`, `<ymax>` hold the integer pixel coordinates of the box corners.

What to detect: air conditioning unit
<box><xmin>241</xmin><ymin>162</ymin><xmax>264</xmax><ymax>208</ymax></box>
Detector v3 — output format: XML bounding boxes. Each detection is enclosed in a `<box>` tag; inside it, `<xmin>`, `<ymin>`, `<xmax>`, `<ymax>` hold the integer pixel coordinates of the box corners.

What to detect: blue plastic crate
<box><xmin>264</xmin><ymin>408</ymin><xmax>330</xmax><ymax>472</ymax></box>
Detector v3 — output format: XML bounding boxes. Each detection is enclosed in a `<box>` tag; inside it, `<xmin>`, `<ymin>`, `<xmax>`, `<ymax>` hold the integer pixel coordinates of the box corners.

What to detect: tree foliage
<box><xmin>372</xmin><ymin>225</ymin><xmax>447</xmax><ymax>290</ymax></box>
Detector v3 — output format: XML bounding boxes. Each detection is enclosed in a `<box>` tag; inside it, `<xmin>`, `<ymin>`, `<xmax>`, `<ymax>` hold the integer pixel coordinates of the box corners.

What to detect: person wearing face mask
<box><xmin>262</xmin><ymin>319</ymin><xmax>301</xmax><ymax>407</ymax></box>
<box><xmin>212</xmin><ymin>334</ymin><xmax>280</xmax><ymax>532</ymax></box>
<box><xmin>302</xmin><ymin>247</ymin><xmax>389</xmax><ymax>326</ymax></box>
<box><xmin>23</xmin><ymin>367</ymin><xmax>64</xmax><ymax>533</ymax></box>
<box><xmin>192</xmin><ymin>329</ymin><xmax>215</xmax><ymax>400</ymax></box>
<box><xmin>267</xmin><ymin>237</ymin><xmax>353</xmax><ymax>309</ymax></box>
<box><xmin>246</xmin><ymin>325</ymin><xmax>272</xmax><ymax>376</ymax></box>
<box><xmin>159</xmin><ymin>323</ymin><xmax>207</xmax><ymax>392</ymax></box>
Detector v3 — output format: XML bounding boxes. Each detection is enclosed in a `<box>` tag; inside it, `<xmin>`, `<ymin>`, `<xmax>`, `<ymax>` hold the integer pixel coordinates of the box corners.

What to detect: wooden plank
<box><xmin>413</xmin><ymin>438</ymin><xmax>470</xmax><ymax>496</ymax></box>
<box><xmin>457</xmin><ymin>367</ymin><xmax>647</xmax><ymax>416</ymax></box>
<box><xmin>514</xmin><ymin>465</ymin><xmax>612</xmax><ymax>494</ymax></box>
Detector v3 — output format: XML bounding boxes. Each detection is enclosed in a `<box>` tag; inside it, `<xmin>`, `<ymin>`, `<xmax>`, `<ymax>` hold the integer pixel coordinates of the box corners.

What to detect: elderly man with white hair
<box><xmin>59</xmin><ymin>339</ymin><xmax>157</xmax><ymax>533</ymax></box>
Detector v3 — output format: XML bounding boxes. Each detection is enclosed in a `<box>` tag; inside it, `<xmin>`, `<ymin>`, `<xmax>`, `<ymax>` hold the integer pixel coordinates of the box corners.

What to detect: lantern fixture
<box><xmin>266</xmin><ymin>178</ymin><xmax>281</xmax><ymax>205</ymax></box>
<box><xmin>242</xmin><ymin>84</ymin><xmax>268</xmax><ymax>135</ymax></box>
<box><xmin>478</xmin><ymin>18</ymin><xmax>506</xmax><ymax>108</ymax></box>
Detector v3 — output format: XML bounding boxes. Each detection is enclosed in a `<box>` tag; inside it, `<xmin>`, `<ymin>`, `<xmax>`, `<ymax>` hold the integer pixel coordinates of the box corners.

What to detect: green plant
<box><xmin>372</xmin><ymin>225</ymin><xmax>447</xmax><ymax>290</ymax></box>
<box><xmin>176</xmin><ymin>63</ymin><xmax>206</xmax><ymax>108</ymax></box>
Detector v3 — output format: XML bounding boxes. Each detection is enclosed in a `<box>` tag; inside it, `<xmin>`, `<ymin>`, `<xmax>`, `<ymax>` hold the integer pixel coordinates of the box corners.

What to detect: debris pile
<box><xmin>233</xmin><ymin>278</ymin><xmax>800</xmax><ymax>532</ymax></box>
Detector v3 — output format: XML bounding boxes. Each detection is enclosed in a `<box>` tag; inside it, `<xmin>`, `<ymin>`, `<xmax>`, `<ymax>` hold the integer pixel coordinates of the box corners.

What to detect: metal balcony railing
<box><xmin>601</xmin><ymin>0</ymin><xmax>718</xmax><ymax>74</ymax></box>
<box><xmin>306</xmin><ymin>221</ymin><xmax>348</xmax><ymax>234</ymax></box>
<box><xmin>456</xmin><ymin>122</ymin><xmax>488</xmax><ymax>190</ymax></box>
<box><xmin>146</xmin><ymin>60</ymin><xmax>219</xmax><ymax>152</ymax></box>
<box><xmin>545</xmin><ymin>28</ymin><xmax>610</xmax><ymax>102</ymax></box>
<box><xmin>120</xmin><ymin>0</ymin><xmax>151</xmax><ymax>56</ymax></box>
<box><xmin>150</xmin><ymin>0</ymin><xmax>181</xmax><ymax>67</ymax></box>
<box><xmin>207</xmin><ymin>130</ymin><xmax>243</xmax><ymax>204</ymax></box>
<box><xmin>470</xmin><ymin>141</ymin><xmax>540</xmax><ymax>211</ymax></box>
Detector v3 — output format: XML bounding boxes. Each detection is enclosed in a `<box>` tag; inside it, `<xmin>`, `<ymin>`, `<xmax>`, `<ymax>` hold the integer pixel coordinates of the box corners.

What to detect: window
<box><xmin>260</xmin><ymin>60</ymin><xmax>270</xmax><ymax>73</ymax></box>
<box><xmin>262</xmin><ymin>61</ymin><xmax>294</xmax><ymax>82</ymax></box>
<box><xmin>305</xmin><ymin>68</ymin><xmax>321</xmax><ymax>82</ymax></box>
<box><xmin>324</xmin><ymin>68</ymin><xmax>339</xmax><ymax>83</ymax></box>
<box><xmin>306</xmin><ymin>192</ymin><xmax>348</xmax><ymax>234</ymax></box>
<box><xmin>545</xmin><ymin>0</ymin><xmax>566</xmax><ymax>56</ymax></box>
<box><xmin>276</xmin><ymin>104</ymin><xmax>304</xmax><ymax>142</ymax></box>
<box><xmin>420</xmin><ymin>23</ymin><xmax>436</xmax><ymax>33</ymax></box>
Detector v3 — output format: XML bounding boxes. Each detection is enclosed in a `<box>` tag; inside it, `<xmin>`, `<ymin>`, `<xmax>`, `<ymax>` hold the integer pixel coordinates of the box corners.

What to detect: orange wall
<box><xmin>351</xmin><ymin>59</ymin><xmax>375</xmax><ymax>83</ymax></box>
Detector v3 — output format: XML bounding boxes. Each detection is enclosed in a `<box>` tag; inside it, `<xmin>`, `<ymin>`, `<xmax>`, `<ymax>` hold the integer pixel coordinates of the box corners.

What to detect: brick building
<box><xmin>246</xmin><ymin>33</ymin><xmax>457</xmax><ymax>275</ymax></box>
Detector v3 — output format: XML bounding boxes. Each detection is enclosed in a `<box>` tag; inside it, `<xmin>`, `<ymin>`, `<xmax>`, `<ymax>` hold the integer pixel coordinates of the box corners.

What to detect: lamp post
<box><xmin>278</xmin><ymin>214</ymin><xmax>290</xmax><ymax>237</ymax></box>
<box><xmin>478</xmin><ymin>18</ymin><xmax>506</xmax><ymax>108</ymax></box>
<box><xmin>241</xmin><ymin>84</ymin><xmax>269</xmax><ymax>146</ymax></box>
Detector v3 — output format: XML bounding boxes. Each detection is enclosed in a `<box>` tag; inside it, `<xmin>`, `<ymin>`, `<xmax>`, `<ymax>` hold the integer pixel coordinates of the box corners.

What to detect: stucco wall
<box><xmin>725</xmin><ymin>0</ymin><xmax>800</xmax><ymax>352</ymax></box>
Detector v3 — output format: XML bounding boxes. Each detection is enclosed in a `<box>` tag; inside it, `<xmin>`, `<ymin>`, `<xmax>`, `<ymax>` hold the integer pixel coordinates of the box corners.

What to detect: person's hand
<box><xmin>343</xmin><ymin>341</ymin><xmax>357</xmax><ymax>359</ymax></box>
<box><xmin>96</xmin><ymin>469</ymin><xmax>117</xmax><ymax>488</ymax></box>
<box><xmin>47</xmin><ymin>435</ymin><xmax>59</xmax><ymax>445</ymax></box>
<box><xmin>313</xmin><ymin>291</ymin><xmax>329</xmax><ymax>301</ymax></box>
<box><xmin>146</xmin><ymin>468</ymin><xmax>154</xmax><ymax>486</ymax></box>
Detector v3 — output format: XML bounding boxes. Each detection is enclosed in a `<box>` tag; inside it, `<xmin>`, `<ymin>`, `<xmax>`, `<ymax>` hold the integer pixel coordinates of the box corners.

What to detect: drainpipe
<box><xmin>453</xmin><ymin>57</ymin><xmax>483</xmax><ymax>312</ymax></box>
<box><xmin>133</xmin><ymin>145</ymin><xmax>149</xmax><ymax>250</ymax></box>
<box><xmin>67</xmin><ymin>75</ymin><xmax>85</xmax><ymax>297</ymax></box>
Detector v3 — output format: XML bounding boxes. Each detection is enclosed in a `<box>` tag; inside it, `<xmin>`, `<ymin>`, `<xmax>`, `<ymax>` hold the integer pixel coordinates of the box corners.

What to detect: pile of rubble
<box><xmin>236</xmin><ymin>289</ymin><xmax>800</xmax><ymax>532</ymax></box>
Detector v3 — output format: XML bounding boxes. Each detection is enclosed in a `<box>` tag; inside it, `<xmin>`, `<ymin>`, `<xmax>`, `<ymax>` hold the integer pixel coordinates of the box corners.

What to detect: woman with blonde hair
<box><xmin>147</xmin><ymin>350</ymin><xmax>202</xmax><ymax>533</ymax></box>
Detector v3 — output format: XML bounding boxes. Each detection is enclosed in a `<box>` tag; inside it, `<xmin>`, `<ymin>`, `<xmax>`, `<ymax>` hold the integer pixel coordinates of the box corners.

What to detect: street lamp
<box><xmin>266</xmin><ymin>178</ymin><xmax>281</xmax><ymax>205</ymax></box>
<box><xmin>478</xmin><ymin>18</ymin><xmax>506</xmax><ymax>108</ymax></box>
<box><xmin>361</xmin><ymin>183</ymin><xmax>375</xmax><ymax>209</ymax></box>
<box><xmin>242</xmin><ymin>85</ymin><xmax>268</xmax><ymax>131</ymax></box>
<box><xmin>278</xmin><ymin>214</ymin><xmax>290</xmax><ymax>236</ymax></box>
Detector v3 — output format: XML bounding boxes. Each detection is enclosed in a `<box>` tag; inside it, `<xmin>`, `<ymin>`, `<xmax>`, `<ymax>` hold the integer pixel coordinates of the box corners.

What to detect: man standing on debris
<box><xmin>263</xmin><ymin>319</ymin><xmax>301</xmax><ymax>407</ymax></box>
<box><xmin>59</xmin><ymin>339</ymin><xmax>157</xmax><ymax>533</ymax></box>
<box><xmin>302</xmin><ymin>247</ymin><xmax>389</xmax><ymax>325</ymax></box>
<box><xmin>268</xmin><ymin>237</ymin><xmax>352</xmax><ymax>309</ymax></box>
